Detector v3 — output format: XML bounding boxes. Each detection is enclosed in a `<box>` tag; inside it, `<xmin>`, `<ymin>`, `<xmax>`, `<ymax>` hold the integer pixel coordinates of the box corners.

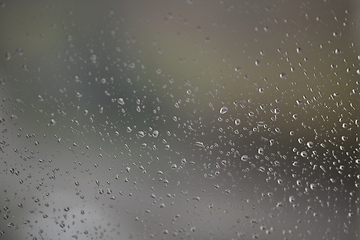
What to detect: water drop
<box><xmin>258</xmin><ymin>148</ymin><xmax>264</xmax><ymax>155</ymax></box>
<box><xmin>234</xmin><ymin>118</ymin><xmax>241</xmax><ymax>125</ymax></box>
<box><xmin>117</xmin><ymin>98</ymin><xmax>125</xmax><ymax>105</ymax></box>
<box><xmin>5</xmin><ymin>52</ymin><xmax>11</xmax><ymax>60</ymax></box>
<box><xmin>300</xmin><ymin>151</ymin><xmax>308</xmax><ymax>158</ymax></box>
<box><xmin>138</xmin><ymin>131</ymin><xmax>145</xmax><ymax>138</ymax></box>
<box><xmin>195</xmin><ymin>141</ymin><xmax>205</xmax><ymax>147</ymax></box>
<box><xmin>241</xmin><ymin>155</ymin><xmax>249</xmax><ymax>161</ymax></box>
<box><xmin>152</xmin><ymin>130</ymin><xmax>159</xmax><ymax>138</ymax></box>
<box><xmin>257</xmin><ymin>121</ymin><xmax>265</xmax><ymax>127</ymax></box>
<box><xmin>50</xmin><ymin>119</ymin><xmax>56</xmax><ymax>126</ymax></box>
<box><xmin>219</xmin><ymin>106</ymin><xmax>228</xmax><ymax>114</ymax></box>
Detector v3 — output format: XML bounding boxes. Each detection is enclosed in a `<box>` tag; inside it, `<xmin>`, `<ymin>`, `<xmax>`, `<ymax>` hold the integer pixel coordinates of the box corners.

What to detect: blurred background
<box><xmin>0</xmin><ymin>0</ymin><xmax>359</xmax><ymax>239</ymax></box>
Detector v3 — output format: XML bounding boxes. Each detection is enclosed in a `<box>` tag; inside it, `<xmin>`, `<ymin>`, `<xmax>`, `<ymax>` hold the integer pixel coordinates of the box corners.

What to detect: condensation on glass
<box><xmin>0</xmin><ymin>1</ymin><xmax>359</xmax><ymax>239</ymax></box>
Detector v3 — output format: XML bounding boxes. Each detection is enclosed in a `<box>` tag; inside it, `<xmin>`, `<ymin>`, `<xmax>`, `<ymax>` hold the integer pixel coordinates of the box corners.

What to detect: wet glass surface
<box><xmin>0</xmin><ymin>1</ymin><xmax>359</xmax><ymax>239</ymax></box>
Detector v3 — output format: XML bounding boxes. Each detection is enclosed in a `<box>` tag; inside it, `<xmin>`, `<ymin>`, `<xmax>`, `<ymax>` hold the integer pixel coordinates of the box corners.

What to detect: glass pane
<box><xmin>1</xmin><ymin>1</ymin><xmax>359</xmax><ymax>239</ymax></box>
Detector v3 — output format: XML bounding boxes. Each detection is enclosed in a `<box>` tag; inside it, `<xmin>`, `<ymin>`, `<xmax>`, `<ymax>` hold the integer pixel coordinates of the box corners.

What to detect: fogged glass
<box><xmin>0</xmin><ymin>1</ymin><xmax>359</xmax><ymax>239</ymax></box>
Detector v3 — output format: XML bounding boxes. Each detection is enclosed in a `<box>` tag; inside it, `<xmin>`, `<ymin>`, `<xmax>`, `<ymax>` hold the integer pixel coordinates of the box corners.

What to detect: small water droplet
<box><xmin>300</xmin><ymin>151</ymin><xmax>308</xmax><ymax>158</ymax></box>
<box><xmin>50</xmin><ymin>119</ymin><xmax>56</xmax><ymax>126</ymax></box>
<box><xmin>192</xmin><ymin>196</ymin><xmax>201</xmax><ymax>201</ymax></box>
<box><xmin>16</xmin><ymin>48</ymin><xmax>24</xmax><ymax>56</ymax></box>
<box><xmin>195</xmin><ymin>141</ymin><xmax>205</xmax><ymax>147</ymax></box>
<box><xmin>258</xmin><ymin>148</ymin><xmax>264</xmax><ymax>155</ymax></box>
<box><xmin>5</xmin><ymin>52</ymin><xmax>11</xmax><ymax>60</ymax></box>
<box><xmin>152</xmin><ymin>130</ymin><xmax>159</xmax><ymax>138</ymax></box>
<box><xmin>241</xmin><ymin>155</ymin><xmax>249</xmax><ymax>161</ymax></box>
<box><xmin>117</xmin><ymin>98</ymin><xmax>125</xmax><ymax>105</ymax></box>
<box><xmin>219</xmin><ymin>106</ymin><xmax>228</xmax><ymax>114</ymax></box>
<box><xmin>257</xmin><ymin>121</ymin><xmax>265</xmax><ymax>127</ymax></box>
<box><xmin>306</xmin><ymin>141</ymin><xmax>314</xmax><ymax>148</ymax></box>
